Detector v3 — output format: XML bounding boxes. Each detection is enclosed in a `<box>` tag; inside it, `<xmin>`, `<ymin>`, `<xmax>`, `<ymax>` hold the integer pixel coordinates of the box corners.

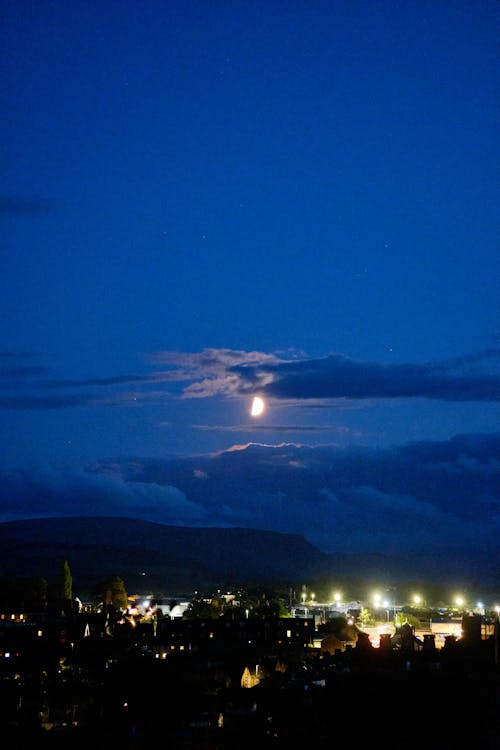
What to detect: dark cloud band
<box><xmin>1</xmin><ymin>347</ymin><xmax>498</xmax><ymax>409</ymax></box>
<box><xmin>234</xmin><ymin>351</ymin><xmax>500</xmax><ymax>402</ymax></box>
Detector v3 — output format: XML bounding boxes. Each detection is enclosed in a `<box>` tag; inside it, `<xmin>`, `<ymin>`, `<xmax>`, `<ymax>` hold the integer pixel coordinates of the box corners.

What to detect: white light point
<box><xmin>250</xmin><ymin>396</ymin><xmax>265</xmax><ymax>417</ymax></box>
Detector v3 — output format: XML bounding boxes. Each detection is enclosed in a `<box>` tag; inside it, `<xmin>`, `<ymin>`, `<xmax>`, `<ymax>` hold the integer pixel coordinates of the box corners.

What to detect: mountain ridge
<box><xmin>0</xmin><ymin>516</ymin><xmax>326</xmax><ymax>595</ymax></box>
<box><xmin>0</xmin><ymin>516</ymin><xmax>496</xmax><ymax>596</ymax></box>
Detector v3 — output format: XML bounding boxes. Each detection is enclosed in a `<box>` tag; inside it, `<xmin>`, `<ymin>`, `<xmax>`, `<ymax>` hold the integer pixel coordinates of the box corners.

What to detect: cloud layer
<box><xmin>0</xmin><ymin>465</ymin><xmax>206</xmax><ymax>526</ymax></box>
<box><xmin>249</xmin><ymin>350</ymin><xmax>500</xmax><ymax>402</ymax></box>
<box><xmin>1</xmin><ymin>434</ymin><xmax>498</xmax><ymax>562</ymax></box>
<box><xmin>1</xmin><ymin>347</ymin><xmax>499</xmax><ymax>410</ymax></box>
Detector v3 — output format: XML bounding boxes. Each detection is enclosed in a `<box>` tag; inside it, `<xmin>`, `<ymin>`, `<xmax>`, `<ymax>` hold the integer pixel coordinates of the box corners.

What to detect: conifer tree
<box><xmin>60</xmin><ymin>559</ymin><xmax>72</xmax><ymax>602</ymax></box>
<box><xmin>93</xmin><ymin>576</ymin><xmax>128</xmax><ymax>610</ymax></box>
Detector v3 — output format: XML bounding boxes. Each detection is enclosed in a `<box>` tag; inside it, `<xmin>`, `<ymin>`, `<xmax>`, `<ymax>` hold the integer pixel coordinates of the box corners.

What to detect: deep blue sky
<box><xmin>1</xmin><ymin>1</ymin><xmax>499</xmax><ymax>557</ymax></box>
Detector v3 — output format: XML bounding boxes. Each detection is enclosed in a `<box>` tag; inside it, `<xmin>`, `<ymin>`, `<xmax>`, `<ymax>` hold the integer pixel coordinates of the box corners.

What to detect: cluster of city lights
<box><xmin>298</xmin><ymin>588</ymin><xmax>500</xmax><ymax>615</ymax></box>
<box><xmin>364</xmin><ymin>592</ymin><xmax>499</xmax><ymax>614</ymax></box>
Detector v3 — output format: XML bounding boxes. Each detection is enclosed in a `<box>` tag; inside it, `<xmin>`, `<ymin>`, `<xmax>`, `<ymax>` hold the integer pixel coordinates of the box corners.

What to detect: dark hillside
<box><xmin>0</xmin><ymin>517</ymin><xmax>327</xmax><ymax>595</ymax></box>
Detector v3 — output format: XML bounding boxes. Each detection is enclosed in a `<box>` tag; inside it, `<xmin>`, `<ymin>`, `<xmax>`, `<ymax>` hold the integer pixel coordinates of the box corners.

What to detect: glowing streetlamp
<box><xmin>455</xmin><ymin>596</ymin><xmax>465</xmax><ymax>609</ymax></box>
<box><xmin>371</xmin><ymin>593</ymin><xmax>382</xmax><ymax>624</ymax></box>
<box><xmin>413</xmin><ymin>595</ymin><xmax>422</xmax><ymax>606</ymax></box>
<box><xmin>333</xmin><ymin>592</ymin><xmax>341</xmax><ymax>608</ymax></box>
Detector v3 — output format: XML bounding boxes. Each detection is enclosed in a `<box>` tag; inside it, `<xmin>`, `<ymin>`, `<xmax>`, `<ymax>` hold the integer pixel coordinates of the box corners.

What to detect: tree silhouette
<box><xmin>93</xmin><ymin>576</ymin><xmax>128</xmax><ymax>611</ymax></box>
<box><xmin>60</xmin><ymin>559</ymin><xmax>72</xmax><ymax>602</ymax></box>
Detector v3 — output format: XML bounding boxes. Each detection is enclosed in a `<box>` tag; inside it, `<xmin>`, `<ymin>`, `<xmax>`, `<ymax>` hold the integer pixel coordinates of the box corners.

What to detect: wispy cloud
<box><xmin>151</xmin><ymin>348</ymin><xmax>283</xmax><ymax>398</ymax></box>
<box><xmin>192</xmin><ymin>423</ymin><xmax>347</xmax><ymax>433</ymax></box>
<box><xmin>1</xmin><ymin>347</ymin><xmax>498</xmax><ymax>410</ymax></box>
<box><xmin>150</xmin><ymin>347</ymin><xmax>500</xmax><ymax>403</ymax></box>
<box><xmin>43</xmin><ymin>372</ymin><xmax>176</xmax><ymax>388</ymax></box>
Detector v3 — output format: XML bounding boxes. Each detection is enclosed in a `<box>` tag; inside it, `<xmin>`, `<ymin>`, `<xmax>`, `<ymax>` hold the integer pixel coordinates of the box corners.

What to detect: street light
<box><xmin>371</xmin><ymin>593</ymin><xmax>382</xmax><ymax>624</ymax></box>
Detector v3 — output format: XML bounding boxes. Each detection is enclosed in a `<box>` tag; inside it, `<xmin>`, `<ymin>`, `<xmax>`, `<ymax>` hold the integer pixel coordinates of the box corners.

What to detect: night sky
<box><xmin>1</xmin><ymin>2</ymin><xmax>499</xmax><ymax>560</ymax></box>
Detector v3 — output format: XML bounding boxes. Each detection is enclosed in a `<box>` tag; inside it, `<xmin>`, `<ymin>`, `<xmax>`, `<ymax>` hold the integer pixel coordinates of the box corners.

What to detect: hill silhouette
<box><xmin>0</xmin><ymin>516</ymin><xmax>327</xmax><ymax>595</ymax></box>
<box><xmin>0</xmin><ymin>516</ymin><xmax>496</xmax><ymax>597</ymax></box>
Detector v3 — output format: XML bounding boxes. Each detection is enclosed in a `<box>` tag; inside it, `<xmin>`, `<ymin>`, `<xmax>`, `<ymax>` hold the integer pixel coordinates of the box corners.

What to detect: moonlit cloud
<box><xmin>1</xmin><ymin>347</ymin><xmax>498</xmax><ymax>410</ymax></box>
<box><xmin>153</xmin><ymin>347</ymin><xmax>500</xmax><ymax>403</ymax></box>
<box><xmin>149</xmin><ymin>348</ymin><xmax>282</xmax><ymax>368</ymax></box>
<box><xmin>6</xmin><ymin>433</ymin><xmax>495</xmax><ymax>555</ymax></box>
<box><xmin>0</xmin><ymin>433</ymin><xmax>498</xmax><ymax>580</ymax></box>
<box><xmin>167</xmin><ymin>349</ymin><xmax>280</xmax><ymax>398</ymax></box>
<box><xmin>234</xmin><ymin>350</ymin><xmax>500</xmax><ymax>402</ymax></box>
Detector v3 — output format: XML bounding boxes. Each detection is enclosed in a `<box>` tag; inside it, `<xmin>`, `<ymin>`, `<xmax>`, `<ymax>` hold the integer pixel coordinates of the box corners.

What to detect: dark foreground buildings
<box><xmin>0</xmin><ymin>609</ymin><xmax>498</xmax><ymax>749</ymax></box>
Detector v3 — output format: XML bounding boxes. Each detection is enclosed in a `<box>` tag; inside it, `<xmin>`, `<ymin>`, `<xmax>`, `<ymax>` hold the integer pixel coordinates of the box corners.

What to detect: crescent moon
<box><xmin>250</xmin><ymin>396</ymin><xmax>265</xmax><ymax>417</ymax></box>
